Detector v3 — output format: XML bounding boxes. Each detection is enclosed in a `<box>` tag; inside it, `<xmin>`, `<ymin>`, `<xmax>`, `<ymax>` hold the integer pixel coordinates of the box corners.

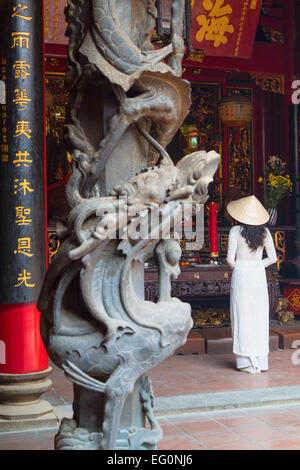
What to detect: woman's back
<box><xmin>227</xmin><ymin>225</ymin><xmax>277</xmax><ymax>268</ymax></box>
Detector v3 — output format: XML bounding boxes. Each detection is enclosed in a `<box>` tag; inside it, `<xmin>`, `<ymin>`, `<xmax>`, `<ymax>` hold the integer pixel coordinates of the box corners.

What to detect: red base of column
<box><xmin>0</xmin><ymin>303</ymin><xmax>48</xmax><ymax>374</ymax></box>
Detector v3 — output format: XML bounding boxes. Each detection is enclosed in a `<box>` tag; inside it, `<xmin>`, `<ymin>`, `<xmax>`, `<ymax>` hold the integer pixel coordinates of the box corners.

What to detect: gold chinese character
<box><xmin>1</xmin><ymin>144</ymin><xmax>8</xmax><ymax>153</ymax></box>
<box><xmin>11</xmin><ymin>32</ymin><xmax>31</xmax><ymax>49</ymax></box>
<box><xmin>288</xmin><ymin>289</ymin><xmax>300</xmax><ymax>311</ymax></box>
<box><xmin>15</xmin><ymin>269</ymin><xmax>35</xmax><ymax>287</ymax></box>
<box><xmin>196</xmin><ymin>0</ymin><xmax>234</xmax><ymax>47</ymax></box>
<box><xmin>14</xmin><ymin>121</ymin><xmax>32</xmax><ymax>139</ymax></box>
<box><xmin>13</xmin><ymin>89</ymin><xmax>31</xmax><ymax>111</ymax></box>
<box><xmin>14</xmin><ymin>237</ymin><xmax>34</xmax><ymax>257</ymax></box>
<box><xmin>13</xmin><ymin>150</ymin><xmax>32</xmax><ymax>167</ymax></box>
<box><xmin>15</xmin><ymin>206</ymin><xmax>32</xmax><ymax>226</ymax></box>
<box><xmin>14</xmin><ymin>178</ymin><xmax>34</xmax><ymax>196</ymax></box>
<box><xmin>1</xmin><ymin>154</ymin><xmax>8</xmax><ymax>162</ymax></box>
<box><xmin>13</xmin><ymin>61</ymin><xmax>31</xmax><ymax>79</ymax></box>
<box><xmin>204</xmin><ymin>0</ymin><xmax>232</xmax><ymax>17</ymax></box>
<box><xmin>12</xmin><ymin>3</ymin><xmax>32</xmax><ymax>21</ymax></box>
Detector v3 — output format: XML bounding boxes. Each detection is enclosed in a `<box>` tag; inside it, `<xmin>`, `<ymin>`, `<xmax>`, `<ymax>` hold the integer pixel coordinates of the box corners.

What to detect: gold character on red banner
<box><xmin>287</xmin><ymin>289</ymin><xmax>300</xmax><ymax>311</ymax></box>
<box><xmin>15</xmin><ymin>269</ymin><xmax>35</xmax><ymax>288</ymax></box>
<box><xmin>196</xmin><ymin>0</ymin><xmax>234</xmax><ymax>47</ymax></box>
<box><xmin>12</xmin><ymin>3</ymin><xmax>32</xmax><ymax>21</ymax></box>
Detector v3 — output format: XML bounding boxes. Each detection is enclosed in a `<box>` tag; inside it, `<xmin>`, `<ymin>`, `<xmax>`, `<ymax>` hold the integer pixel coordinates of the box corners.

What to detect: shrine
<box><xmin>0</xmin><ymin>0</ymin><xmax>299</xmax><ymax>450</ymax></box>
<box><xmin>43</xmin><ymin>0</ymin><xmax>300</xmax><ymax>328</ymax></box>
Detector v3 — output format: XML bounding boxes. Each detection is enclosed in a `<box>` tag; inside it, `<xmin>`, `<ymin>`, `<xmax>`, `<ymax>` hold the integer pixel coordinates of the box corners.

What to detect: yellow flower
<box><xmin>258</xmin><ymin>177</ymin><xmax>263</xmax><ymax>183</ymax></box>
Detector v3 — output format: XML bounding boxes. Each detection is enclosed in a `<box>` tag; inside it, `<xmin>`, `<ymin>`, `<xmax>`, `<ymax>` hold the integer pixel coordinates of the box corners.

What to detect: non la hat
<box><xmin>227</xmin><ymin>195</ymin><xmax>270</xmax><ymax>226</ymax></box>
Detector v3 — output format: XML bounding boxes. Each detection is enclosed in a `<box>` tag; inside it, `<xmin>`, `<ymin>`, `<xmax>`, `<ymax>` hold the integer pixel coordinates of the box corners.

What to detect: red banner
<box><xmin>191</xmin><ymin>0</ymin><xmax>263</xmax><ymax>59</ymax></box>
<box><xmin>44</xmin><ymin>0</ymin><xmax>68</xmax><ymax>45</ymax></box>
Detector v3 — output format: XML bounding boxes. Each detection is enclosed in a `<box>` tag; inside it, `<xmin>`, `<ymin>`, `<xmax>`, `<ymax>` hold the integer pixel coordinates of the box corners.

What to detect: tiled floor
<box><xmin>3</xmin><ymin>405</ymin><xmax>300</xmax><ymax>450</ymax></box>
<box><xmin>42</xmin><ymin>349</ymin><xmax>300</xmax><ymax>407</ymax></box>
<box><xmin>157</xmin><ymin>405</ymin><xmax>300</xmax><ymax>450</ymax></box>
<box><xmin>150</xmin><ymin>350</ymin><xmax>300</xmax><ymax>396</ymax></box>
<box><xmin>2</xmin><ymin>350</ymin><xmax>300</xmax><ymax>450</ymax></box>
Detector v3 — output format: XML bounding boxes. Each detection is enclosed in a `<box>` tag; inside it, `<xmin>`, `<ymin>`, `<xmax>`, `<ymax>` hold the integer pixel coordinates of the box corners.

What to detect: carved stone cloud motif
<box><xmin>38</xmin><ymin>0</ymin><xmax>220</xmax><ymax>450</ymax></box>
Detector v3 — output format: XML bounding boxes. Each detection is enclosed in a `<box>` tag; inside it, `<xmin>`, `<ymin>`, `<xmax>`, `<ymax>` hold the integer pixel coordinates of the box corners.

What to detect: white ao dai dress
<box><xmin>226</xmin><ymin>226</ymin><xmax>277</xmax><ymax>371</ymax></box>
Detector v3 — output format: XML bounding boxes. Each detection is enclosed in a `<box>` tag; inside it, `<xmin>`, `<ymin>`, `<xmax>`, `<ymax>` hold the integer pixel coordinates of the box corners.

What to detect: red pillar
<box><xmin>0</xmin><ymin>304</ymin><xmax>48</xmax><ymax>375</ymax></box>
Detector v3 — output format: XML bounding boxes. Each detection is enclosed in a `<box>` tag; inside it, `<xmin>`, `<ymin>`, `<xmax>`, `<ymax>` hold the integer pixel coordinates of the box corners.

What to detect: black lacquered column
<box><xmin>0</xmin><ymin>1</ymin><xmax>55</xmax><ymax>431</ymax></box>
<box><xmin>0</xmin><ymin>0</ymin><xmax>45</xmax><ymax>303</ymax></box>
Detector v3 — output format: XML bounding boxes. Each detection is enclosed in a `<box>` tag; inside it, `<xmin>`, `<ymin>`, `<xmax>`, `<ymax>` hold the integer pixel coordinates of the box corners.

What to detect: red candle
<box><xmin>209</xmin><ymin>202</ymin><xmax>218</xmax><ymax>256</ymax></box>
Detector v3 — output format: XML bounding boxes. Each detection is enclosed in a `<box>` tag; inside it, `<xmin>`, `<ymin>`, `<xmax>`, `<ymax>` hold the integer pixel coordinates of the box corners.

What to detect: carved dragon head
<box><xmin>168</xmin><ymin>150</ymin><xmax>221</xmax><ymax>204</ymax></box>
<box><xmin>110</xmin><ymin>165</ymin><xmax>178</xmax><ymax>207</ymax></box>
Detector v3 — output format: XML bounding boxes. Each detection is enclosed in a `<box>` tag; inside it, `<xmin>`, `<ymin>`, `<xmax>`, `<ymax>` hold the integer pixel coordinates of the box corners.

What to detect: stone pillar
<box><xmin>0</xmin><ymin>0</ymin><xmax>57</xmax><ymax>431</ymax></box>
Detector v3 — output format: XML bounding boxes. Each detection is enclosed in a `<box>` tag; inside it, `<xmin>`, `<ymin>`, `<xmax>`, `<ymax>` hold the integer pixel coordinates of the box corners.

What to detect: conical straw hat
<box><xmin>227</xmin><ymin>195</ymin><xmax>269</xmax><ymax>226</ymax></box>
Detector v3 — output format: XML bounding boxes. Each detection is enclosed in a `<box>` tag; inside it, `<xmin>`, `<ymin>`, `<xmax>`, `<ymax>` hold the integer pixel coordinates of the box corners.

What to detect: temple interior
<box><xmin>0</xmin><ymin>0</ymin><xmax>300</xmax><ymax>447</ymax></box>
<box><xmin>40</xmin><ymin>0</ymin><xmax>300</xmax><ymax>330</ymax></box>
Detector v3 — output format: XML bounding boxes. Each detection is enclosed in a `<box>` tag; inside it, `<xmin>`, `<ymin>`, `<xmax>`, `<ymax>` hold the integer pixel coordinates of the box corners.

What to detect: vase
<box><xmin>267</xmin><ymin>208</ymin><xmax>278</xmax><ymax>226</ymax></box>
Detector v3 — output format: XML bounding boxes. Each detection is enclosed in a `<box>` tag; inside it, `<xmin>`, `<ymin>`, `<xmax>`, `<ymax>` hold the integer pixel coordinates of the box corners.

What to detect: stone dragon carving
<box><xmin>38</xmin><ymin>0</ymin><xmax>220</xmax><ymax>450</ymax></box>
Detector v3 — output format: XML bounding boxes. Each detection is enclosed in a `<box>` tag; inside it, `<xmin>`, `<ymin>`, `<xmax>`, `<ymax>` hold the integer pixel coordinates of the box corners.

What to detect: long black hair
<box><xmin>240</xmin><ymin>224</ymin><xmax>267</xmax><ymax>252</ymax></box>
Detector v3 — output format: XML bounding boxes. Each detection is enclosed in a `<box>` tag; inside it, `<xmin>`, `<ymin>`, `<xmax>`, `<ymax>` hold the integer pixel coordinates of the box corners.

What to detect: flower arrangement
<box><xmin>259</xmin><ymin>156</ymin><xmax>292</xmax><ymax>209</ymax></box>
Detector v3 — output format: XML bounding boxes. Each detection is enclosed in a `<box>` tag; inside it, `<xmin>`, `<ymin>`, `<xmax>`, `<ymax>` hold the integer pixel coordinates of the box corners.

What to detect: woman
<box><xmin>226</xmin><ymin>195</ymin><xmax>277</xmax><ymax>374</ymax></box>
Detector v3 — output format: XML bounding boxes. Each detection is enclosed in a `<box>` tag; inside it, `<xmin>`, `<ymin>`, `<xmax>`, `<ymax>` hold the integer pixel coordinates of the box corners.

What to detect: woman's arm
<box><xmin>226</xmin><ymin>227</ymin><xmax>238</xmax><ymax>269</ymax></box>
<box><xmin>262</xmin><ymin>229</ymin><xmax>277</xmax><ymax>268</ymax></box>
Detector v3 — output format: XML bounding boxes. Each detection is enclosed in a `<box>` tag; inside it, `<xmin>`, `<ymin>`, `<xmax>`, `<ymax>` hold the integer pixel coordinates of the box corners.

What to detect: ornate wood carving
<box><xmin>226</xmin><ymin>88</ymin><xmax>253</xmax><ymax>196</ymax></box>
<box><xmin>186</xmin><ymin>49</ymin><xmax>206</xmax><ymax>63</ymax></box>
<box><xmin>251</xmin><ymin>73</ymin><xmax>285</xmax><ymax>94</ymax></box>
<box><xmin>262</xmin><ymin>26</ymin><xmax>284</xmax><ymax>45</ymax></box>
<box><xmin>145</xmin><ymin>266</ymin><xmax>279</xmax><ymax>319</ymax></box>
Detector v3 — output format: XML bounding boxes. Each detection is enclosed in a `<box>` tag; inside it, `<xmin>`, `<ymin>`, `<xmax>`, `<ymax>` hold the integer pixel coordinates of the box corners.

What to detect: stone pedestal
<box><xmin>0</xmin><ymin>367</ymin><xmax>58</xmax><ymax>431</ymax></box>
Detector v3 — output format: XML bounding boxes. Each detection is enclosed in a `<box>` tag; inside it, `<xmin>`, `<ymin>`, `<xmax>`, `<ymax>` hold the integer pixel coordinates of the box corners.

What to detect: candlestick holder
<box><xmin>209</xmin><ymin>253</ymin><xmax>220</xmax><ymax>265</ymax></box>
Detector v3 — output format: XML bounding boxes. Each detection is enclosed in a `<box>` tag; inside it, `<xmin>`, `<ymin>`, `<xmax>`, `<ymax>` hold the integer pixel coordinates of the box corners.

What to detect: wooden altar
<box><xmin>145</xmin><ymin>265</ymin><xmax>279</xmax><ymax>324</ymax></box>
<box><xmin>48</xmin><ymin>224</ymin><xmax>292</xmax><ymax>327</ymax></box>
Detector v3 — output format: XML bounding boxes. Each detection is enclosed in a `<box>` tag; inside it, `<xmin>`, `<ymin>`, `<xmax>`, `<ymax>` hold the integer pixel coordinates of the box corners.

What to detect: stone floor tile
<box><xmin>210</xmin><ymin>442</ymin><xmax>262</xmax><ymax>450</ymax></box>
<box><xmin>247</xmin><ymin>410</ymin><xmax>300</xmax><ymax>426</ymax></box>
<box><xmin>192</xmin><ymin>429</ymin><xmax>249</xmax><ymax>448</ymax></box>
<box><xmin>260</xmin><ymin>439</ymin><xmax>300</xmax><ymax>450</ymax></box>
<box><xmin>158</xmin><ymin>436</ymin><xmax>207</xmax><ymax>450</ymax></box>
<box><xmin>175</xmin><ymin>419</ymin><xmax>225</xmax><ymax>435</ymax></box>
<box><xmin>213</xmin><ymin>415</ymin><xmax>268</xmax><ymax>430</ymax></box>
<box><xmin>238</xmin><ymin>425</ymin><xmax>289</xmax><ymax>443</ymax></box>
<box><xmin>0</xmin><ymin>433</ymin><xmax>48</xmax><ymax>450</ymax></box>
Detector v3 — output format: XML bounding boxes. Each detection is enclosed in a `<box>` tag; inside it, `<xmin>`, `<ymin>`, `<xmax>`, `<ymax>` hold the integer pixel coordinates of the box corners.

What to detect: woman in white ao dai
<box><xmin>226</xmin><ymin>196</ymin><xmax>277</xmax><ymax>374</ymax></box>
